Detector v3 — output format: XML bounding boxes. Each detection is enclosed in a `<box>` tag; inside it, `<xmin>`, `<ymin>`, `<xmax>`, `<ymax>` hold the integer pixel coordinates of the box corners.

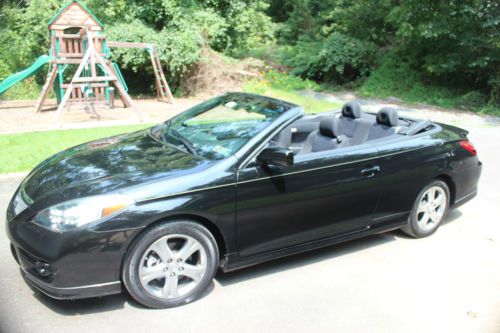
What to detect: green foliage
<box><xmin>243</xmin><ymin>70</ymin><xmax>341</xmax><ymax>114</ymax></box>
<box><xmin>387</xmin><ymin>0</ymin><xmax>499</xmax><ymax>84</ymax></box>
<box><xmin>282</xmin><ymin>33</ymin><xmax>376</xmax><ymax>83</ymax></box>
<box><xmin>0</xmin><ymin>0</ymin><xmax>498</xmax><ymax>115</ymax></box>
<box><xmin>266</xmin><ymin>0</ymin><xmax>500</xmax><ymax>112</ymax></box>
<box><xmin>106</xmin><ymin>20</ymin><xmax>202</xmax><ymax>77</ymax></box>
<box><xmin>0</xmin><ymin>60</ymin><xmax>10</xmax><ymax>82</ymax></box>
<box><xmin>1</xmin><ymin>79</ymin><xmax>41</xmax><ymax>100</ymax></box>
<box><xmin>0</xmin><ymin>124</ymin><xmax>152</xmax><ymax>174</ymax></box>
<box><xmin>263</xmin><ymin>70</ymin><xmax>320</xmax><ymax>91</ymax></box>
<box><xmin>0</xmin><ymin>0</ymin><xmax>275</xmax><ymax>97</ymax></box>
<box><xmin>359</xmin><ymin>54</ymin><xmax>499</xmax><ymax>115</ymax></box>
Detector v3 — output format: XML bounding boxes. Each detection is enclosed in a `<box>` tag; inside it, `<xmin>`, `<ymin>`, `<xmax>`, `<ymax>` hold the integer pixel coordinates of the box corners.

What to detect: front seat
<box><xmin>300</xmin><ymin>118</ymin><xmax>350</xmax><ymax>154</ymax></box>
<box><xmin>270</xmin><ymin>126</ymin><xmax>293</xmax><ymax>149</ymax></box>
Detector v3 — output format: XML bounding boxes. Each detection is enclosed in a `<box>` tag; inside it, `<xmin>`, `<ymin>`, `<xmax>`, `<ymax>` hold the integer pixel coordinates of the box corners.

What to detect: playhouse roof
<box><xmin>48</xmin><ymin>0</ymin><xmax>104</xmax><ymax>30</ymax></box>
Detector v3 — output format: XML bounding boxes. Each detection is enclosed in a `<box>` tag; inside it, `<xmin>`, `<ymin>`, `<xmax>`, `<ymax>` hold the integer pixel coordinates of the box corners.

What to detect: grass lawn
<box><xmin>0</xmin><ymin>124</ymin><xmax>153</xmax><ymax>174</ymax></box>
<box><xmin>243</xmin><ymin>72</ymin><xmax>342</xmax><ymax>114</ymax></box>
<box><xmin>248</xmin><ymin>87</ymin><xmax>342</xmax><ymax>114</ymax></box>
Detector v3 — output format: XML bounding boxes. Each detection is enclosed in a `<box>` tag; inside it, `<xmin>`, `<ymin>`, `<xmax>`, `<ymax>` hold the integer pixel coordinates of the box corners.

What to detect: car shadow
<box><xmin>29</xmin><ymin>209</ymin><xmax>463</xmax><ymax>315</ymax></box>
<box><xmin>216</xmin><ymin>209</ymin><xmax>463</xmax><ymax>285</ymax></box>
<box><xmin>393</xmin><ymin>208</ymin><xmax>462</xmax><ymax>239</ymax></box>
<box><xmin>216</xmin><ymin>231</ymin><xmax>396</xmax><ymax>286</ymax></box>
<box><xmin>27</xmin><ymin>283</ymin><xmax>128</xmax><ymax>315</ymax></box>
<box><xmin>28</xmin><ymin>277</ymin><xmax>216</xmax><ymax>315</ymax></box>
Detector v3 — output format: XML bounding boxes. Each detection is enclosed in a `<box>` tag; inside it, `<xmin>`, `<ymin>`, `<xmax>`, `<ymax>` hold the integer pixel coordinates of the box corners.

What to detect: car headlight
<box><xmin>33</xmin><ymin>194</ymin><xmax>134</xmax><ymax>232</ymax></box>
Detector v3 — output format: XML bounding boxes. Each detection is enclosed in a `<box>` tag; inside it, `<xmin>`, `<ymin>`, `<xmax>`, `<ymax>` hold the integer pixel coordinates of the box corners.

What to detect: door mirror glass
<box><xmin>256</xmin><ymin>147</ymin><xmax>294</xmax><ymax>167</ymax></box>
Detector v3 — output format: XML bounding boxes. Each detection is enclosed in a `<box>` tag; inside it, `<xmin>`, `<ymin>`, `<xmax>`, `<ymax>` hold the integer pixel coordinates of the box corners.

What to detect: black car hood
<box><xmin>22</xmin><ymin>129</ymin><xmax>212</xmax><ymax>208</ymax></box>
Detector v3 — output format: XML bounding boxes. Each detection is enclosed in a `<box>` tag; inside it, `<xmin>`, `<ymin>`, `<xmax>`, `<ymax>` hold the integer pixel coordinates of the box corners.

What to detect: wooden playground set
<box><xmin>0</xmin><ymin>0</ymin><xmax>174</xmax><ymax>119</ymax></box>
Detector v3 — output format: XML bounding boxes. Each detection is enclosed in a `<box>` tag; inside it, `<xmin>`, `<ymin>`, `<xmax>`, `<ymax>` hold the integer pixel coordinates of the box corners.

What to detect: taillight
<box><xmin>459</xmin><ymin>140</ymin><xmax>477</xmax><ymax>156</ymax></box>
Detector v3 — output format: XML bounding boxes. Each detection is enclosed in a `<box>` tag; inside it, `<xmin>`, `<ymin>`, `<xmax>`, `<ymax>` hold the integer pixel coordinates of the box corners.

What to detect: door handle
<box><xmin>361</xmin><ymin>166</ymin><xmax>380</xmax><ymax>177</ymax></box>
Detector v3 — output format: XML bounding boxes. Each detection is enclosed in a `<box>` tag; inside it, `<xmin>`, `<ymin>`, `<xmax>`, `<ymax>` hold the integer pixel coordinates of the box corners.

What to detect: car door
<box><xmin>235</xmin><ymin>143</ymin><xmax>382</xmax><ymax>257</ymax></box>
<box><xmin>370</xmin><ymin>133</ymin><xmax>448</xmax><ymax>226</ymax></box>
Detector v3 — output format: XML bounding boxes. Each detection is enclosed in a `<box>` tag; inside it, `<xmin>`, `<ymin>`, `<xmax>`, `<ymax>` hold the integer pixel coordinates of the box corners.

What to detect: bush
<box><xmin>0</xmin><ymin>60</ymin><xmax>10</xmax><ymax>81</ymax></box>
<box><xmin>359</xmin><ymin>53</ymin><xmax>500</xmax><ymax>115</ymax></box>
<box><xmin>282</xmin><ymin>33</ymin><xmax>376</xmax><ymax>83</ymax></box>
<box><xmin>263</xmin><ymin>70</ymin><xmax>319</xmax><ymax>91</ymax></box>
<box><xmin>457</xmin><ymin>91</ymin><xmax>488</xmax><ymax>110</ymax></box>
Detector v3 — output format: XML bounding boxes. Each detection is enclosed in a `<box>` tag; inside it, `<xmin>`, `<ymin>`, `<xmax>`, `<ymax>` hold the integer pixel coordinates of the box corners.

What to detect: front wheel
<box><xmin>401</xmin><ymin>180</ymin><xmax>450</xmax><ymax>238</ymax></box>
<box><xmin>123</xmin><ymin>220</ymin><xmax>219</xmax><ymax>308</ymax></box>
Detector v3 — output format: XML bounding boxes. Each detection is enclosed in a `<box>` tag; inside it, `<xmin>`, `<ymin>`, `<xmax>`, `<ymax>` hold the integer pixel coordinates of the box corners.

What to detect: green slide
<box><xmin>0</xmin><ymin>55</ymin><xmax>53</xmax><ymax>95</ymax></box>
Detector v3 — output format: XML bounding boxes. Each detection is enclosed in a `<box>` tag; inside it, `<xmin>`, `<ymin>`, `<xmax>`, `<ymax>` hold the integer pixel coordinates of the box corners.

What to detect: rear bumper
<box><xmin>451</xmin><ymin>157</ymin><xmax>482</xmax><ymax>207</ymax></box>
<box><xmin>451</xmin><ymin>189</ymin><xmax>477</xmax><ymax>209</ymax></box>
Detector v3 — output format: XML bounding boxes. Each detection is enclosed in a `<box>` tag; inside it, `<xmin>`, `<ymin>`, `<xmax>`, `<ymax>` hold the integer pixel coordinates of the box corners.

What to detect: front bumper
<box><xmin>11</xmin><ymin>243</ymin><xmax>122</xmax><ymax>300</ymax></box>
<box><xmin>6</xmin><ymin>202</ymin><xmax>144</xmax><ymax>300</ymax></box>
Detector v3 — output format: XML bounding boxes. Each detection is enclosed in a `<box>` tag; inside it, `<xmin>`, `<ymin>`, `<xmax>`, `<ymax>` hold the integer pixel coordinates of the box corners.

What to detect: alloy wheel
<box><xmin>416</xmin><ymin>186</ymin><xmax>447</xmax><ymax>232</ymax></box>
<box><xmin>139</xmin><ymin>234</ymin><xmax>208</xmax><ymax>299</ymax></box>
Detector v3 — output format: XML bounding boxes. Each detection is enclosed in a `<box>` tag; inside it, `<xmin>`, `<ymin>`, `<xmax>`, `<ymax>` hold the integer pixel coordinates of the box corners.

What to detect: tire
<box><xmin>122</xmin><ymin>220</ymin><xmax>219</xmax><ymax>309</ymax></box>
<box><xmin>401</xmin><ymin>180</ymin><xmax>450</xmax><ymax>238</ymax></box>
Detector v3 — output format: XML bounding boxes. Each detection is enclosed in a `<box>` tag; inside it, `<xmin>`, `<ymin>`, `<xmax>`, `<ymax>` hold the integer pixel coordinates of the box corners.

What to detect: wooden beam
<box><xmin>57</xmin><ymin>52</ymin><xmax>84</xmax><ymax>58</ymax></box>
<box><xmin>72</xmin><ymin>76</ymin><xmax>116</xmax><ymax>82</ymax></box>
<box><xmin>106</xmin><ymin>41</ymin><xmax>151</xmax><ymax>49</ymax></box>
<box><xmin>61</xmin><ymin>83</ymin><xmax>108</xmax><ymax>88</ymax></box>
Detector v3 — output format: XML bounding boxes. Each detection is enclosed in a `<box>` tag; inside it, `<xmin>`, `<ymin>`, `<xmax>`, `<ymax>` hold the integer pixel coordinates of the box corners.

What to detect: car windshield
<box><xmin>150</xmin><ymin>93</ymin><xmax>294</xmax><ymax>160</ymax></box>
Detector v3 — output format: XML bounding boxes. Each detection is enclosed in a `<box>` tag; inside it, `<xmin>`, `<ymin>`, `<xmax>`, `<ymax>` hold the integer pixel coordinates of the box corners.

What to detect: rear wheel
<box><xmin>123</xmin><ymin>220</ymin><xmax>219</xmax><ymax>308</ymax></box>
<box><xmin>401</xmin><ymin>180</ymin><xmax>450</xmax><ymax>238</ymax></box>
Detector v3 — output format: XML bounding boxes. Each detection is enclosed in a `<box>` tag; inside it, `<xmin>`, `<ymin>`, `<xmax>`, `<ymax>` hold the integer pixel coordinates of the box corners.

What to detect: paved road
<box><xmin>0</xmin><ymin>111</ymin><xmax>499</xmax><ymax>333</ymax></box>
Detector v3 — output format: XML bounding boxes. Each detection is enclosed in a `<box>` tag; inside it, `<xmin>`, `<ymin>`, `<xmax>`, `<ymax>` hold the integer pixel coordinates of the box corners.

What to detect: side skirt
<box><xmin>221</xmin><ymin>219</ymin><xmax>407</xmax><ymax>272</ymax></box>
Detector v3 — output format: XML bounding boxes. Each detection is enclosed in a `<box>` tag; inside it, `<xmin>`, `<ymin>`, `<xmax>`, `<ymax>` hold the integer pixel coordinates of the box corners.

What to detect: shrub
<box><xmin>281</xmin><ymin>33</ymin><xmax>376</xmax><ymax>83</ymax></box>
<box><xmin>457</xmin><ymin>91</ymin><xmax>488</xmax><ymax>110</ymax></box>
<box><xmin>263</xmin><ymin>70</ymin><xmax>319</xmax><ymax>91</ymax></box>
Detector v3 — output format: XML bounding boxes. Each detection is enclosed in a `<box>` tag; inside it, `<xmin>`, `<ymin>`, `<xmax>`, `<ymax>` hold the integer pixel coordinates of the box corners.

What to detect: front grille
<box><xmin>12</xmin><ymin>191</ymin><xmax>28</xmax><ymax>216</ymax></box>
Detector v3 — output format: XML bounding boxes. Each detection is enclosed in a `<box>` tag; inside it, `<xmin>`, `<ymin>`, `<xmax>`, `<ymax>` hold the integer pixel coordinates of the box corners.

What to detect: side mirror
<box><xmin>256</xmin><ymin>147</ymin><xmax>294</xmax><ymax>167</ymax></box>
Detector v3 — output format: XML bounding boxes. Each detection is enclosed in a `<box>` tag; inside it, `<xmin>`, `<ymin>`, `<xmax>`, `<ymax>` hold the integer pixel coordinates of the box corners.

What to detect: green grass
<box><xmin>0</xmin><ymin>124</ymin><xmax>153</xmax><ymax>174</ymax></box>
<box><xmin>243</xmin><ymin>71</ymin><xmax>342</xmax><ymax>114</ymax></box>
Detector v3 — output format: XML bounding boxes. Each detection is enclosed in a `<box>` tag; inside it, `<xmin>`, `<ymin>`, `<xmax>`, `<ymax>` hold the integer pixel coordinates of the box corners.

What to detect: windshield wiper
<box><xmin>171</xmin><ymin>128</ymin><xmax>199</xmax><ymax>156</ymax></box>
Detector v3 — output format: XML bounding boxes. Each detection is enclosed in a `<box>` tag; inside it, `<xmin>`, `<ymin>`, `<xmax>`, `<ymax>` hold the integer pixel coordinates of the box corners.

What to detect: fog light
<box><xmin>35</xmin><ymin>261</ymin><xmax>52</xmax><ymax>278</ymax></box>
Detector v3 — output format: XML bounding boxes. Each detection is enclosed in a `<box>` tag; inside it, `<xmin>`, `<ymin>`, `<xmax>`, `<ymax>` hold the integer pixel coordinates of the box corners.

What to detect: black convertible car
<box><xmin>6</xmin><ymin>93</ymin><xmax>481</xmax><ymax>308</ymax></box>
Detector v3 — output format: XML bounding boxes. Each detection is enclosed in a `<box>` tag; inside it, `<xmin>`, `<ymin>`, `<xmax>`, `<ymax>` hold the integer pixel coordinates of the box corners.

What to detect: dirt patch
<box><xmin>180</xmin><ymin>47</ymin><xmax>265</xmax><ymax>96</ymax></box>
<box><xmin>0</xmin><ymin>98</ymin><xmax>202</xmax><ymax>134</ymax></box>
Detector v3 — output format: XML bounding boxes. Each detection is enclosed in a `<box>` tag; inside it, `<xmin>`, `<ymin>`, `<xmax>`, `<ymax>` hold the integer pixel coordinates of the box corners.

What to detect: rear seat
<box><xmin>271</xmin><ymin>103</ymin><xmax>401</xmax><ymax>154</ymax></box>
<box><xmin>367</xmin><ymin>107</ymin><xmax>399</xmax><ymax>140</ymax></box>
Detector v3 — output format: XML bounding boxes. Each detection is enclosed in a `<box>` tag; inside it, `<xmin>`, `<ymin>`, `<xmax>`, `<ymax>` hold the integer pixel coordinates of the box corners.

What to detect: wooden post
<box><xmin>109</xmin><ymin>87</ymin><xmax>115</xmax><ymax>109</ymax></box>
<box><xmin>34</xmin><ymin>65</ymin><xmax>57</xmax><ymax>113</ymax></box>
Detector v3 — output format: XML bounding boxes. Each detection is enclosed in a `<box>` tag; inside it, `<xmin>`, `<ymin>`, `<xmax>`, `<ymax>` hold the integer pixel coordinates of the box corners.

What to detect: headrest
<box><xmin>319</xmin><ymin>117</ymin><xmax>339</xmax><ymax>138</ymax></box>
<box><xmin>341</xmin><ymin>101</ymin><xmax>361</xmax><ymax>119</ymax></box>
<box><xmin>376</xmin><ymin>107</ymin><xmax>399</xmax><ymax>127</ymax></box>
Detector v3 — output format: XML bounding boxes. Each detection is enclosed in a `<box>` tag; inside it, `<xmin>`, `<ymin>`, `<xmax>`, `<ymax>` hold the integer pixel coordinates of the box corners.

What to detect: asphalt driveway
<box><xmin>0</xmin><ymin>110</ymin><xmax>499</xmax><ymax>333</ymax></box>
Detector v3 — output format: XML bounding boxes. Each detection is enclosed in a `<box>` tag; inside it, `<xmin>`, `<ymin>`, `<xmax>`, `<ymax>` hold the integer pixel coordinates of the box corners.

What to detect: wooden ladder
<box><xmin>149</xmin><ymin>47</ymin><xmax>174</xmax><ymax>102</ymax></box>
<box><xmin>34</xmin><ymin>64</ymin><xmax>57</xmax><ymax>113</ymax></box>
